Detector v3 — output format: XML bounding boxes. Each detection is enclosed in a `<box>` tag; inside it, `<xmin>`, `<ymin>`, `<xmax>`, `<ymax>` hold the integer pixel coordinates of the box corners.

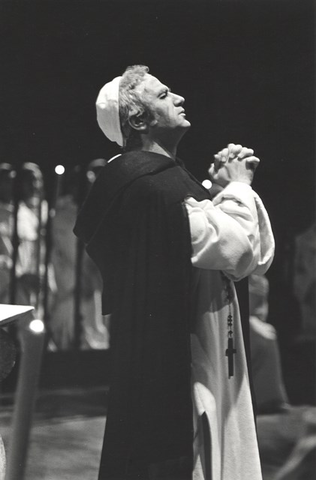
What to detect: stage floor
<box><xmin>0</xmin><ymin>387</ymin><xmax>315</xmax><ymax>480</ymax></box>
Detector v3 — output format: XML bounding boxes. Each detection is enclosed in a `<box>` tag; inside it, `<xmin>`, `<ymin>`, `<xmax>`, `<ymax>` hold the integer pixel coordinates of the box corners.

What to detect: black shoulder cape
<box><xmin>74</xmin><ymin>151</ymin><xmax>252</xmax><ymax>479</ymax></box>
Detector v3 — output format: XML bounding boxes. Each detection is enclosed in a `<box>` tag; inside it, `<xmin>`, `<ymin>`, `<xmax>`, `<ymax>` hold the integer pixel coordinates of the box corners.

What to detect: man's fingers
<box><xmin>228</xmin><ymin>143</ymin><xmax>243</xmax><ymax>158</ymax></box>
<box><xmin>215</xmin><ymin>148</ymin><xmax>229</xmax><ymax>159</ymax></box>
<box><xmin>208</xmin><ymin>163</ymin><xmax>216</xmax><ymax>180</ymax></box>
<box><xmin>213</xmin><ymin>153</ymin><xmax>226</xmax><ymax>171</ymax></box>
<box><xmin>217</xmin><ymin>144</ymin><xmax>255</xmax><ymax>161</ymax></box>
<box><xmin>246</xmin><ymin>156</ymin><xmax>260</xmax><ymax>171</ymax></box>
<box><xmin>237</xmin><ymin>147</ymin><xmax>254</xmax><ymax>159</ymax></box>
<box><xmin>213</xmin><ymin>146</ymin><xmax>259</xmax><ymax>176</ymax></box>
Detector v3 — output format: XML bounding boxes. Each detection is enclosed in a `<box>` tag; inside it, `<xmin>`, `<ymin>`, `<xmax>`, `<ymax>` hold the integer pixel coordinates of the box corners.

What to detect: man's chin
<box><xmin>177</xmin><ymin>122</ymin><xmax>191</xmax><ymax>139</ymax></box>
<box><xmin>179</xmin><ymin>120</ymin><xmax>191</xmax><ymax>133</ymax></box>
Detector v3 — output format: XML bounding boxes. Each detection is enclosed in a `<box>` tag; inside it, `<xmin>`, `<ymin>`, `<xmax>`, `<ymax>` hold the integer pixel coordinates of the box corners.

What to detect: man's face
<box><xmin>135</xmin><ymin>74</ymin><xmax>191</xmax><ymax>139</ymax></box>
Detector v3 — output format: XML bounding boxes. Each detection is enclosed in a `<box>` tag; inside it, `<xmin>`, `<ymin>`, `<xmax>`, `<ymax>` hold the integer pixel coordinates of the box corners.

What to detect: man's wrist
<box><xmin>222</xmin><ymin>181</ymin><xmax>253</xmax><ymax>192</ymax></box>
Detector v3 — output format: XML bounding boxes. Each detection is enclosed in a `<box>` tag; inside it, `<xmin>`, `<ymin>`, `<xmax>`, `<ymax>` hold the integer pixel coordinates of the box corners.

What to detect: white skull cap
<box><xmin>96</xmin><ymin>76</ymin><xmax>124</xmax><ymax>147</ymax></box>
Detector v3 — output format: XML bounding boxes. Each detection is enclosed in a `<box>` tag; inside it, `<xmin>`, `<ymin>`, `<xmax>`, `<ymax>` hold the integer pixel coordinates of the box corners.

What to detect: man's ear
<box><xmin>128</xmin><ymin>112</ymin><xmax>149</xmax><ymax>133</ymax></box>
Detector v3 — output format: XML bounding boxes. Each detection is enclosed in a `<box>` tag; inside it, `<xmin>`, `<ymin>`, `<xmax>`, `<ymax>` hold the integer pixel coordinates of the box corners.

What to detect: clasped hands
<box><xmin>208</xmin><ymin>143</ymin><xmax>260</xmax><ymax>188</ymax></box>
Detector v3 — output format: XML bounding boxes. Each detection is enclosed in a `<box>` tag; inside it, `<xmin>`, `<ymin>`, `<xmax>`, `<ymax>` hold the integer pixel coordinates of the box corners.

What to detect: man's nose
<box><xmin>173</xmin><ymin>93</ymin><xmax>185</xmax><ymax>105</ymax></box>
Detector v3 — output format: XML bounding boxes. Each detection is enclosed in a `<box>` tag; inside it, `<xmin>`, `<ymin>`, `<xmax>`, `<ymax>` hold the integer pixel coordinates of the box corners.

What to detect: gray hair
<box><xmin>119</xmin><ymin>65</ymin><xmax>152</xmax><ymax>151</ymax></box>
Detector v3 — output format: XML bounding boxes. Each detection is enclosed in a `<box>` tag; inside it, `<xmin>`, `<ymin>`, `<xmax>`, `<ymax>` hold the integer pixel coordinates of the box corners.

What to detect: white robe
<box><xmin>50</xmin><ymin>195</ymin><xmax>110</xmax><ymax>350</ymax></box>
<box><xmin>185</xmin><ymin>182</ymin><xmax>275</xmax><ymax>480</ymax></box>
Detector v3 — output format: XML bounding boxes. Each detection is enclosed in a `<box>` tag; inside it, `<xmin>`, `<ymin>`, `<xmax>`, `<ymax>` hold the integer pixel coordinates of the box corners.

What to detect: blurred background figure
<box><xmin>284</xmin><ymin>221</ymin><xmax>316</xmax><ymax>406</ymax></box>
<box><xmin>49</xmin><ymin>159</ymin><xmax>110</xmax><ymax>350</ymax></box>
<box><xmin>0</xmin><ymin>163</ymin><xmax>16</xmax><ymax>305</ymax></box>
<box><xmin>293</xmin><ymin>222</ymin><xmax>316</xmax><ymax>342</ymax></box>
<box><xmin>0</xmin><ymin>162</ymin><xmax>53</xmax><ymax>347</ymax></box>
<box><xmin>274</xmin><ymin>408</ymin><xmax>316</xmax><ymax>480</ymax></box>
<box><xmin>0</xmin><ymin>163</ymin><xmax>49</xmax><ymax>309</ymax></box>
<box><xmin>17</xmin><ymin>163</ymin><xmax>52</xmax><ymax>319</ymax></box>
<box><xmin>249</xmin><ymin>273</ymin><xmax>290</xmax><ymax>414</ymax></box>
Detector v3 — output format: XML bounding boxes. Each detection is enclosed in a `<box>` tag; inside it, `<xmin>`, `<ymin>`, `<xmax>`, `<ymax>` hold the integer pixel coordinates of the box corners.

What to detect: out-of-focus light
<box><xmin>86</xmin><ymin>171</ymin><xmax>97</xmax><ymax>183</ymax></box>
<box><xmin>29</xmin><ymin>319</ymin><xmax>45</xmax><ymax>334</ymax></box>
<box><xmin>202</xmin><ymin>179</ymin><xmax>212</xmax><ymax>190</ymax></box>
<box><xmin>55</xmin><ymin>165</ymin><xmax>65</xmax><ymax>175</ymax></box>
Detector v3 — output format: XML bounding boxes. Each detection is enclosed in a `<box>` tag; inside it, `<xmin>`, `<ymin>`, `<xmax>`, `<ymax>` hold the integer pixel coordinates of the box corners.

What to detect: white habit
<box><xmin>185</xmin><ymin>182</ymin><xmax>275</xmax><ymax>480</ymax></box>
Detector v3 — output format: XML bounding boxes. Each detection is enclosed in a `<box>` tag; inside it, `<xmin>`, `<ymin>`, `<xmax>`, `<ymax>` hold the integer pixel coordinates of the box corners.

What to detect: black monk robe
<box><xmin>74</xmin><ymin>151</ymin><xmax>252</xmax><ymax>480</ymax></box>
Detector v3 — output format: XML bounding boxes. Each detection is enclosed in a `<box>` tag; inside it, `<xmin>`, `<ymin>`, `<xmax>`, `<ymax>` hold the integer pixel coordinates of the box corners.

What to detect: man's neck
<box><xmin>140</xmin><ymin>138</ymin><xmax>178</xmax><ymax>160</ymax></box>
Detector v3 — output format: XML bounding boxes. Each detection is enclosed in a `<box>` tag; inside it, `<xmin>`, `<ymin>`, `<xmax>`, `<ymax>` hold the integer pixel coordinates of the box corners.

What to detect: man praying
<box><xmin>74</xmin><ymin>65</ymin><xmax>275</xmax><ymax>480</ymax></box>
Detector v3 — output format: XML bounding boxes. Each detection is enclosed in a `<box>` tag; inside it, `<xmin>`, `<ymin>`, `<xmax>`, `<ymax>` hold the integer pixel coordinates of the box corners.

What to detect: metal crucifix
<box><xmin>226</xmin><ymin>337</ymin><xmax>236</xmax><ymax>379</ymax></box>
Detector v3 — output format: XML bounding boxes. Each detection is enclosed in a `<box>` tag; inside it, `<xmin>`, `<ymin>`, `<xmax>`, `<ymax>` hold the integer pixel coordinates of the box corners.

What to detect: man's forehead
<box><xmin>138</xmin><ymin>74</ymin><xmax>167</xmax><ymax>94</ymax></box>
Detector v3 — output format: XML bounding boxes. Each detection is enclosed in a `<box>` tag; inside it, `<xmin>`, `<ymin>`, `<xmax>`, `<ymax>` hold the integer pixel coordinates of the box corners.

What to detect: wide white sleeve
<box><xmin>185</xmin><ymin>182</ymin><xmax>275</xmax><ymax>281</ymax></box>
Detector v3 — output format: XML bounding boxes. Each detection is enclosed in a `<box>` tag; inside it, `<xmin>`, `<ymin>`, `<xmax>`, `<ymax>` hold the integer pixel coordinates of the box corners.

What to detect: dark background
<box><xmin>0</xmin><ymin>0</ymin><xmax>315</xmax><ymax>396</ymax></box>
<box><xmin>0</xmin><ymin>1</ymin><xmax>314</xmax><ymax>221</ymax></box>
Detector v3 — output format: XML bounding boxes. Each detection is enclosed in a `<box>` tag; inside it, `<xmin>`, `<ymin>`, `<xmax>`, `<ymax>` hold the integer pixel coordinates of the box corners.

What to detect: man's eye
<box><xmin>160</xmin><ymin>90</ymin><xmax>169</xmax><ymax>99</ymax></box>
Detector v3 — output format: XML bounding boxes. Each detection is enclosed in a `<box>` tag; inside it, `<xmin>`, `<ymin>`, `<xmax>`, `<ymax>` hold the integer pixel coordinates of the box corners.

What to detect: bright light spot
<box><xmin>86</xmin><ymin>171</ymin><xmax>96</xmax><ymax>183</ymax></box>
<box><xmin>202</xmin><ymin>179</ymin><xmax>212</xmax><ymax>190</ymax></box>
<box><xmin>29</xmin><ymin>319</ymin><xmax>45</xmax><ymax>334</ymax></box>
<box><xmin>55</xmin><ymin>165</ymin><xmax>65</xmax><ymax>175</ymax></box>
